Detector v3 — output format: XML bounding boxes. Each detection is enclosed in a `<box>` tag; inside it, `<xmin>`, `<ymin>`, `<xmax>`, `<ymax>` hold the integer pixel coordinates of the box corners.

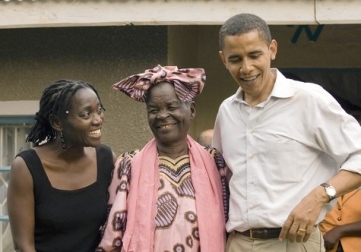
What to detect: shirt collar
<box><xmin>270</xmin><ymin>69</ymin><xmax>295</xmax><ymax>99</ymax></box>
<box><xmin>232</xmin><ymin>68</ymin><xmax>295</xmax><ymax>103</ymax></box>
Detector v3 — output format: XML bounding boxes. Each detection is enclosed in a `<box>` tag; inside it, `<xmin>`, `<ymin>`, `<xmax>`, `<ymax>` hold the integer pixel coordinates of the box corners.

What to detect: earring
<box><xmin>60</xmin><ymin>131</ymin><xmax>67</xmax><ymax>150</ymax></box>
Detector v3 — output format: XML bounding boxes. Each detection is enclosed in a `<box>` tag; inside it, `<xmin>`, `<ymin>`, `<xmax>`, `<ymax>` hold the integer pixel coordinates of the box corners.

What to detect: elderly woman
<box><xmin>97</xmin><ymin>65</ymin><xmax>229</xmax><ymax>252</ymax></box>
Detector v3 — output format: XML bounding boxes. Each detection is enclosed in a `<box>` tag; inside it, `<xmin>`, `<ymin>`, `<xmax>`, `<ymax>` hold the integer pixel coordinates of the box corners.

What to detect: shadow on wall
<box><xmin>282</xmin><ymin>69</ymin><xmax>361</xmax><ymax>112</ymax></box>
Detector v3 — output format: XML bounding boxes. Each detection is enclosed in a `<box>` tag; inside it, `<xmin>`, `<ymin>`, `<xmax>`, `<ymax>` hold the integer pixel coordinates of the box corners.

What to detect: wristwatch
<box><xmin>320</xmin><ymin>183</ymin><xmax>336</xmax><ymax>202</ymax></box>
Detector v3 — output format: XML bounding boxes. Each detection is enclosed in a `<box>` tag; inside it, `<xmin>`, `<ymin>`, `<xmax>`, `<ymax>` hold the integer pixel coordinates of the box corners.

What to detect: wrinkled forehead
<box><xmin>146</xmin><ymin>82</ymin><xmax>179</xmax><ymax>102</ymax></box>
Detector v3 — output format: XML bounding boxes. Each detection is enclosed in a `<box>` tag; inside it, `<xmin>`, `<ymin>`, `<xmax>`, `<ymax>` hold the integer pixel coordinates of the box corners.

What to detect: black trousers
<box><xmin>336</xmin><ymin>242</ymin><xmax>343</xmax><ymax>252</ymax></box>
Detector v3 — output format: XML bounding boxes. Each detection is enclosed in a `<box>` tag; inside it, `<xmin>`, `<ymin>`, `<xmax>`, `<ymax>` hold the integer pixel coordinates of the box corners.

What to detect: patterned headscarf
<box><xmin>112</xmin><ymin>65</ymin><xmax>206</xmax><ymax>102</ymax></box>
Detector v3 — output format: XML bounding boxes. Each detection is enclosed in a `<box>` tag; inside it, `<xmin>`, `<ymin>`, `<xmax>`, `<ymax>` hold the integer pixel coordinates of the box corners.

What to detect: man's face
<box><xmin>219</xmin><ymin>30</ymin><xmax>277</xmax><ymax>104</ymax></box>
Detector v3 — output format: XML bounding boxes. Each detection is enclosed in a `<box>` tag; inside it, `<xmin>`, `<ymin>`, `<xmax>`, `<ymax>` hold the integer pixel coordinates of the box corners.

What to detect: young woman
<box><xmin>8</xmin><ymin>79</ymin><xmax>116</xmax><ymax>252</ymax></box>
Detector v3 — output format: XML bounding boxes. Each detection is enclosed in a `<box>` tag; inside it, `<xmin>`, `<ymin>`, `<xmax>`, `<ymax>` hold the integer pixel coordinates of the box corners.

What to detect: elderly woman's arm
<box><xmin>97</xmin><ymin>150</ymin><xmax>138</xmax><ymax>252</ymax></box>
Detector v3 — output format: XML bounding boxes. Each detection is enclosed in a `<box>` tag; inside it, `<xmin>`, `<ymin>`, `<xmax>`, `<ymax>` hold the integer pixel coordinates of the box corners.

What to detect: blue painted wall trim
<box><xmin>0</xmin><ymin>116</ymin><xmax>35</xmax><ymax>124</ymax></box>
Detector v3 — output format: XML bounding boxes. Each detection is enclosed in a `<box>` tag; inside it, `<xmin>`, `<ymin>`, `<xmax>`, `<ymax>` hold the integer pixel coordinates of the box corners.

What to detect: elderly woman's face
<box><xmin>146</xmin><ymin>82</ymin><xmax>195</xmax><ymax>145</ymax></box>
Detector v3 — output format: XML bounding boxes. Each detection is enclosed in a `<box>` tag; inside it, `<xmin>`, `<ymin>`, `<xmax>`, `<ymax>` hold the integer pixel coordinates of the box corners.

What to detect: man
<box><xmin>212</xmin><ymin>13</ymin><xmax>361</xmax><ymax>251</ymax></box>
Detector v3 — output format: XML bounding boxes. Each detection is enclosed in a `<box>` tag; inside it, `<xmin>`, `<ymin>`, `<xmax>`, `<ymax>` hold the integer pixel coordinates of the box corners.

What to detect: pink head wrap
<box><xmin>112</xmin><ymin>65</ymin><xmax>206</xmax><ymax>102</ymax></box>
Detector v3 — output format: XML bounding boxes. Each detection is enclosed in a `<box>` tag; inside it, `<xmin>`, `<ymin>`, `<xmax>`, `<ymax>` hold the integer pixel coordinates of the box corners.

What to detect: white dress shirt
<box><xmin>213</xmin><ymin>69</ymin><xmax>361</xmax><ymax>232</ymax></box>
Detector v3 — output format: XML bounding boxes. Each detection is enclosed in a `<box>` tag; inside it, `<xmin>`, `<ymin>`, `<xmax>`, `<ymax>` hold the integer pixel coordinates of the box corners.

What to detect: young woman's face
<box><xmin>62</xmin><ymin>88</ymin><xmax>104</xmax><ymax>148</ymax></box>
<box><xmin>146</xmin><ymin>82</ymin><xmax>195</xmax><ymax>146</ymax></box>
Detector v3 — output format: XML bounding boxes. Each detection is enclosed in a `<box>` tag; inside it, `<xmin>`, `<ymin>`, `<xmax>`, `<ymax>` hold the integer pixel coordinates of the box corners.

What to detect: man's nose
<box><xmin>240</xmin><ymin>58</ymin><xmax>253</xmax><ymax>74</ymax></box>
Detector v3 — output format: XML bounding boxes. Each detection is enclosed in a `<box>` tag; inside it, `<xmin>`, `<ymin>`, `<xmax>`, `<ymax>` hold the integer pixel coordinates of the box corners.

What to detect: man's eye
<box><xmin>229</xmin><ymin>58</ymin><xmax>241</xmax><ymax>63</ymax></box>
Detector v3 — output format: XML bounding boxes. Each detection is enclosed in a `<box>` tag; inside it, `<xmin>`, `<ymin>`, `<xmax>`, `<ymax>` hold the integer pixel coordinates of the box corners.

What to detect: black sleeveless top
<box><xmin>17</xmin><ymin>144</ymin><xmax>114</xmax><ymax>252</ymax></box>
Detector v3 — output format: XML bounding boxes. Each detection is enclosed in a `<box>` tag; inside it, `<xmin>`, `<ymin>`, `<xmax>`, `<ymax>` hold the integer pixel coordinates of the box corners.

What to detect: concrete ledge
<box><xmin>1</xmin><ymin>0</ymin><xmax>360</xmax><ymax>29</ymax></box>
<box><xmin>316</xmin><ymin>0</ymin><xmax>361</xmax><ymax>24</ymax></box>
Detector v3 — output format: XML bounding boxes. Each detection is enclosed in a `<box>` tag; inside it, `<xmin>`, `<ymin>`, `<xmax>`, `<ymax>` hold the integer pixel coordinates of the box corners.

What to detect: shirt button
<box><xmin>337</xmin><ymin>217</ymin><xmax>342</xmax><ymax>221</ymax></box>
<box><xmin>249</xmin><ymin>154</ymin><xmax>254</xmax><ymax>159</ymax></box>
<box><xmin>250</xmin><ymin>180</ymin><xmax>254</xmax><ymax>184</ymax></box>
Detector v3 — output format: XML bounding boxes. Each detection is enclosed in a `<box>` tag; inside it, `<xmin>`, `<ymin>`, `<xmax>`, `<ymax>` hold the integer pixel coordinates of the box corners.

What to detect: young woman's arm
<box><xmin>8</xmin><ymin>156</ymin><xmax>36</xmax><ymax>252</ymax></box>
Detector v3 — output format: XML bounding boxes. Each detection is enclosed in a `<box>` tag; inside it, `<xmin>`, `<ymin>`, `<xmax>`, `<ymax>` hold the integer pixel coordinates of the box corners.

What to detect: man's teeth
<box><xmin>242</xmin><ymin>76</ymin><xmax>257</xmax><ymax>81</ymax></box>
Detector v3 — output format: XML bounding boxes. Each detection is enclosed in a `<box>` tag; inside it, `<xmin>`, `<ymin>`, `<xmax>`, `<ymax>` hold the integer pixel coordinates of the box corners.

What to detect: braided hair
<box><xmin>26</xmin><ymin>79</ymin><xmax>104</xmax><ymax>146</ymax></box>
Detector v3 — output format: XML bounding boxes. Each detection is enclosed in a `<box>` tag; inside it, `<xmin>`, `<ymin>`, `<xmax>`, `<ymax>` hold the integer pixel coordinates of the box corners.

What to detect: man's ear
<box><xmin>269</xmin><ymin>39</ymin><xmax>278</xmax><ymax>61</ymax></box>
<box><xmin>49</xmin><ymin>114</ymin><xmax>63</xmax><ymax>132</ymax></box>
<box><xmin>219</xmin><ymin>51</ymin><xmax>227</xmax><ymax>66</ymax></box>
<box><xmin>190</xmin><ymin>101</ymin><xmax>196</xmax><ymax>120</ymax></box>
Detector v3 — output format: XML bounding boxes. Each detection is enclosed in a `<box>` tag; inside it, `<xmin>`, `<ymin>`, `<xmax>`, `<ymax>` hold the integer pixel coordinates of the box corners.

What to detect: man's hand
<box><xmin>279</xmin><ymin>186</ymin><xmax>328</xmax><ymax>242</ymax></box>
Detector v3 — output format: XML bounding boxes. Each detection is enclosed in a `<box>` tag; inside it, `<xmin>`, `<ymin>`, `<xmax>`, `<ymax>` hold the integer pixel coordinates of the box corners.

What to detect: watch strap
<box><xmin>320</xmin><ymin>183</ymin><xmax>336</xmax><ymax>202</ymax></box>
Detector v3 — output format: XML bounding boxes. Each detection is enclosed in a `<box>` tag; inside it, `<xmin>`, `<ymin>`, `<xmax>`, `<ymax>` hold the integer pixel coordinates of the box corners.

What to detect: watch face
<box><xmin>326</xmin><ymin>187</ymin><xmax>336</xmax><ymax>197</ymax></box>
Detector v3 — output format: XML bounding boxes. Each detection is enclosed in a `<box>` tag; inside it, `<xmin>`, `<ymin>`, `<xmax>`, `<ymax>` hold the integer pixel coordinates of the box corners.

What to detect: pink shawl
<box><xmin>121</xmin><ymin>135</ymin><xmax>226</xmax><ymax>252</ymax></box>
